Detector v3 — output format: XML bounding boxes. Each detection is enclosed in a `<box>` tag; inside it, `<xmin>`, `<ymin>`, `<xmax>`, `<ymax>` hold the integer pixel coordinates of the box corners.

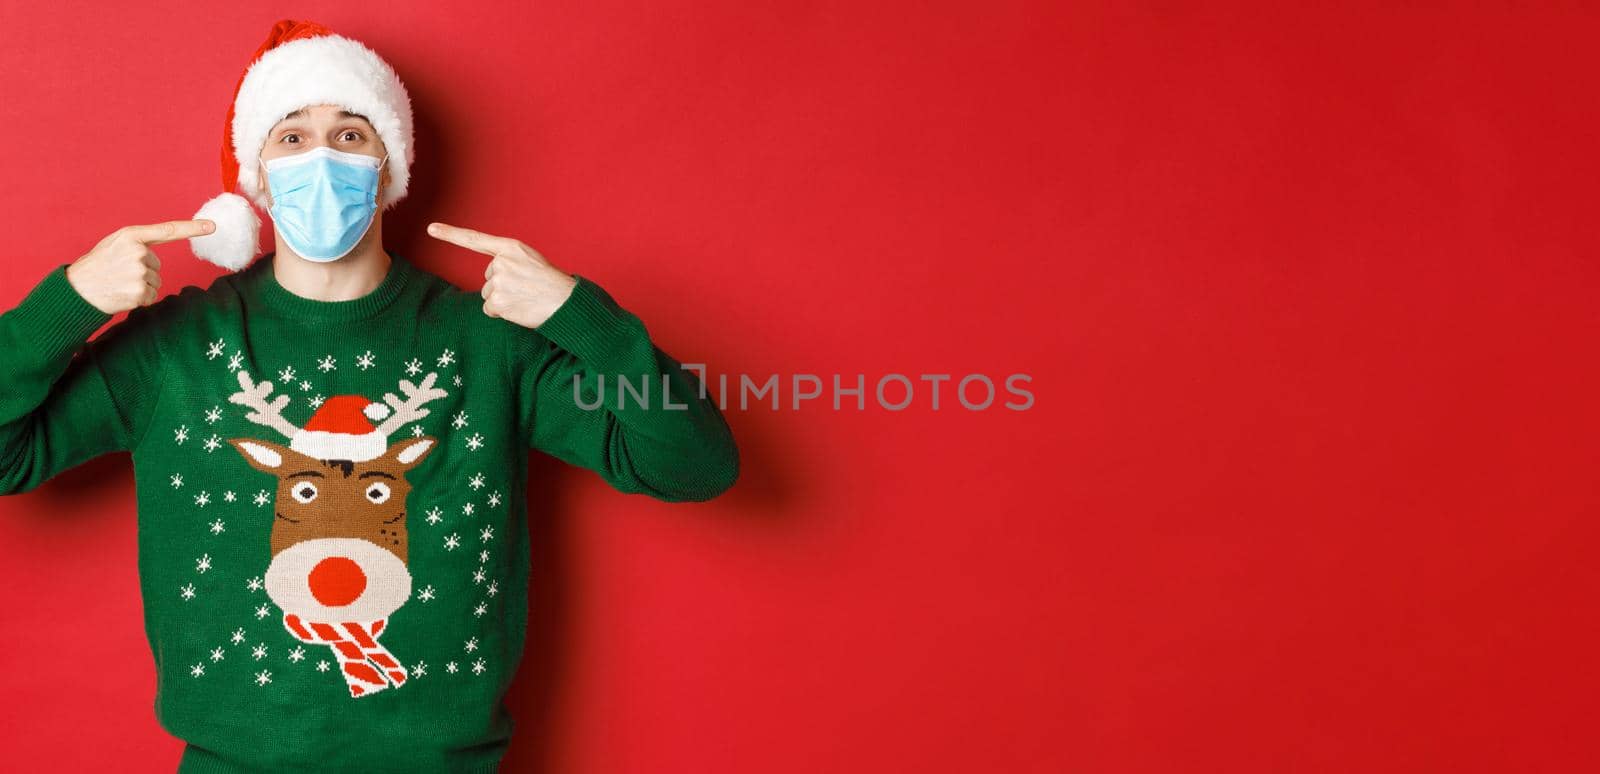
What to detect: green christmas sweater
<box><xmin>0</xmin><ymin>252</ymin><xmax>738</xmax><ymax>773</ymax></box>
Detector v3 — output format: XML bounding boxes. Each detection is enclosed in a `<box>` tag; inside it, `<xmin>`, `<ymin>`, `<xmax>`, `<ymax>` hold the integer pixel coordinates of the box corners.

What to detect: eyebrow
<box><xmin>359</xmin><ymin>471</ymin><xmax>397</xmax><ymax>480</ymax></box>
<box><xmin>284</xmin><ymin>107</ymin><xmax>368</xmax><ymax>119</ymax></box>
<box><xmin>279</xmin><ymin>108</ymin><xmax>370</xmax><ymax>123</ymax></box>
<box><xmin>286</xmin><ymin>470</ymin><xmax>325</xmax><ymax>479</ymax></box>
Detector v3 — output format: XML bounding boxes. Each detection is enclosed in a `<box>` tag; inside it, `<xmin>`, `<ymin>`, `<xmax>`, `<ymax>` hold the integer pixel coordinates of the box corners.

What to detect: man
<box><xmin>0</xmin><ymin>19</ymin><xmax>737</xmax><ymax>772</ymax></box>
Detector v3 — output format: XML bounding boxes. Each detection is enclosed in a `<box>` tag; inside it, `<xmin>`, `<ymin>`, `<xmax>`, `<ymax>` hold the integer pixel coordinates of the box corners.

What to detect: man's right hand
<box><xmin>65</xmin><ymin>219</ymin><xmax>215</xmax><ymax>314</ymax></box>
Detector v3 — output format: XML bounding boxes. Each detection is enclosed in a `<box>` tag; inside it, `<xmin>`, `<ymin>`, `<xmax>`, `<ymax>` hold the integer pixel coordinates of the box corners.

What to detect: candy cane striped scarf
<box><xmin>284</xmin><ymin>613</ymin><xmax>408</xmax><ymax>697</ymax></box>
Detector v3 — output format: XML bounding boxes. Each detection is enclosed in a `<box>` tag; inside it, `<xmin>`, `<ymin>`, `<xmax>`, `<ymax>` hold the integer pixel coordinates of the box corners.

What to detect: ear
<box><xmin>389</xmin><ymin>436</ymin><xmax>435</xmax><ymax>469</ymax></box>
<box><xmin>230</xmin><ymin>438</ymin><xmax>292</xmax><ymax>473</ymax></box>
<box><xmin>377</xmin><ymin>154</ymin><xmax>392</xmax><ymax>206</ymax></box>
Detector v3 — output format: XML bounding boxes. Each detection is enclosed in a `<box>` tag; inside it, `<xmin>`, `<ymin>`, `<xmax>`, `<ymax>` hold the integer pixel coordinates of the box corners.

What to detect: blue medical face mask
<box><xmin>261</xmin><ymin>146</ymin><xmax>387</xmax><ymax>262</ymax></box>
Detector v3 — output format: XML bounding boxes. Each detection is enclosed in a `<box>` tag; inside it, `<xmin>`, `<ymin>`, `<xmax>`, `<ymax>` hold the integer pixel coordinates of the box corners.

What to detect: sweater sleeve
<box><xmin>510</xmin><ymin>275</ymin><xmax>739</xmax><ymax>502</ymax></box>
<box><xmin>0</xmin><ymin>264</ymin><xmax>167</xmax><ymax>495</ymax></box>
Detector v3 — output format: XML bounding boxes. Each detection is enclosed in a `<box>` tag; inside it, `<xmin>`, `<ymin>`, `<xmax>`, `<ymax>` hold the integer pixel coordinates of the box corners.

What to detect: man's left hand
<box><xmin>427</xmin><ymin>221</ymin><xmax>578</xmax><ymax>328</ymax></box>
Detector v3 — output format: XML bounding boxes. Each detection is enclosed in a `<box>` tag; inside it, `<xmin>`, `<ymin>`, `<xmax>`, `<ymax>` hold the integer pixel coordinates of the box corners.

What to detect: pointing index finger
<box><xmin>427</xmin><ymin>222</ymin><xmax>515</xmax><ymax>256</ymax></box>
<box><xmin>127</xmin><ymin>219</ymin><xmax>216</xmax><ymax>245</ymax></box>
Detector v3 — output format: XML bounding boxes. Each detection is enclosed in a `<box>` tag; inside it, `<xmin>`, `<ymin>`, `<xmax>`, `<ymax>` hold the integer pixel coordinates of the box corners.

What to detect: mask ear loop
<box><xmin>375</xmin><ymin>153</ymin><xmax>390</xmax><ymax>209</ymax></box>
<box><xmin>257</xmin><ymin>157</ymin><xmax>271</xmax><ymax>209</ymax></box>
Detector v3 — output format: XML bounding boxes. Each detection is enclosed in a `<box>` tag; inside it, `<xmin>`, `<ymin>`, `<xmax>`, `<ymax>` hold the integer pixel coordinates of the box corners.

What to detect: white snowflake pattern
<box><xmin>255</xmin><ymin>670</ymin><xmax>272</xmax><ymax>686</ymax></box>
<box><xmin>191</xmin><ymin>663</ymin><xmax>206</xmax><ymax>678</ymax></box>
<box><xmin>204</xmin><ymin>406</ymin><xmax>222</xmax><ymax>424</ymax></box>
<box><xmin>279</xmin><ymin>364</ymin><xmax>297</xmax><ymax>382</ymax></box>
<box><xmin>317</xmin><ymin>355</ymin><xmax>337</xmax><ymax>372</ymax></box>
<box><xmin>451</xmin><ymin>411</ymin><xmax>469</xmax><ymax>430</ymax></box>
<box><xmin>205</xmin><ymin>338</ymin><xmax>226</xmax><ymax>360</ymax></box>
<box><xmin>445</xmin><ymin>661</ymin><xmax>459</xmax><ymax>674</ymax></box>
<box><xmin>288</xmin><ymin>646</ymin><xmax>306</xmax><ymax>663</ymax></box>
<box><xmin>424</xmin><ymin>507</ymin><xmax>443</xmax><ymax>525</ymax></box>
<box><xmin>299</xmin><ymin>380</ymin><xmax>313</xmax><ymax>392</ymax></box>
<box><xmin>174</xmin><ymin>425</ymin><xmax>189</xmax><ymax>444</ymax></box>
<box><xmin>478</xmin><ymin>550</ymin><xmax>490</xmax><ymax>563</ymax></box>
<box><xmin>195</xmin><ymin>554</ymin><xmax>212</xmax><ymax>573</ymax></box>
<box><xmin>473</xmin><ymin>602</ymin><xmax>488</xmax><ymax>617</ymax></box>
<box><xmin>487</xmin><ymin>492</ymin><xmax>502</xmax><ymax>508</ymax></box>
<box><xmin>453</xmin><ymin>374</ymin><xmax>463</xmax><ymax>387</ymax></box>
<box><xmin>252</xmin><ymin>644</ymin><xmax>268</xmax><ymax>660</ymax></box>
<box><xmin>210</xmin><ymin>647</ymin><xmax>225</xmax><ymax>662</ymax></box>
<box><xmin>463</xmin><ymin>637</ymin><xmax>479</xmax><ymax>653</ymax></box>
<box><xmin>309</xmin><ymin>394</ymin><xmax>326</xmax><ymax>409</ymax></box>
<box><xmin>179</xmin><ymin>583</ymin><xmax>196</xmax><ymax>601</ymax></box>
<box><xmin>246</xmin><ymin>576</ymin><xmax>263</xmax><ymax>592</ymax></box>
<box><xmin>227</xmin><ymin>351</ymin><xmax>243</xmax><ymax>372</ymax></box>
<box><xmin>465</xmin><ymin>433</ymin><xmax>484</xmax><ymax>451</ymax></box>
<box><xmin>411</xmin><ymin>425</ymin><xmax>425</xmax><ymax>438</ymax></box>
<box><xmin>316</xmin><ymin>660</ymin><xmax>331</xmax><ymax>672</ymax></box>
<box><xmin>437</xmin><ymin>348</ymin><xmax>456</xmax><ymax>368</ymax></box>
<box><xmin>471</xmin><ymin>567</ymin><xmax>486</xmax><ymax>585</ymax></box>
<box><xmin>356</xmin><ymin>350</ymin><xmax>376</xmax><ymax>370</ymax></box>
<box><xmin>223</xmin><ymin>490</ymin><xmax>237</xmax><ymax>503</ymax></box>
<box><xmin>194</xmin><ymin>491</ymin><xmax>211</xmax><ymax>508</ymax></box>
<box><xmin>209</xmin><ymin>519</ymin><xmax>226</xmax><ymax>535</ymax></box>
<box><xmin>480</xmin><ymin>525</ymin><xmax>494</xmax><ymax>542</ymax></box>
<box><xmin>204</xmin><ymin>435</ymin><xmax>223</xmax><ymax>453</ymax></box>
<box><xmin>486</xmin><ymin>580</ymin><xmax>499</xmax><ymax>597</ymax></box>
<box><xmin>412</xmin><ymin>661</ymin><xmax>428</xmax><ymax>677</ymax></box>
<box><xmin>417</xmin><ymin>585</ymin><xmax>436</xmax><ymax>602</ymax></box>
<box><xmin>253</xmin><ymin>490</ymin><xmax>270</xmax><ymax>507</ymax></box>
<box><xmin>170</xmin><ymin>473</ymin><xmax>183</xmax><ymax>488</ymax></box>
<box><xmin>462</xmin><ymin>502</ymin><xmax>476</xmax><ymax>517</ymax></box>
<box><xmin>469</xmin><ymin>473</ymin><xmax>485</xmax><ymax>490</ymax></box>
<box><xmin>254</xmin><ymin>603</ymin><xmax>271</xmax><ymax>620</ymax></box>
<box><xmin>471</xmin><ymin>658</ymin><xmax>486</xmax><ymax>675</ymax></box>
<box><xmin>231</xmin><ymin>628</ymin><xmax>246</xmax><ymax>645</ymax></box>
<box><xmin>404</xmin><ymin>358</ymin><xmax>423</xmax><ymax>376</ymax></box>
<box><xmin>444</xmin><ymin>533</ymin><xmax>461</xmax><ymax>551</ymax></box>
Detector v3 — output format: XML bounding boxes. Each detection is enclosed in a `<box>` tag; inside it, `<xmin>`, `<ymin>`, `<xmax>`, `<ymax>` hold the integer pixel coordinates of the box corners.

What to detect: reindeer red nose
<box><xmin>308</xmin><ymin>557</ymin><xmax>367</xmax><ymax>607</ymax></box>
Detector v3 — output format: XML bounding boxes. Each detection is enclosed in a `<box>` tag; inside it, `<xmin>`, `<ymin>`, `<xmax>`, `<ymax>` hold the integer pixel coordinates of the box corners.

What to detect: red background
<box><xmin>2</xmin><ymin>2</ymin><xmax>1598</xmax><ymax>772</ymax></box>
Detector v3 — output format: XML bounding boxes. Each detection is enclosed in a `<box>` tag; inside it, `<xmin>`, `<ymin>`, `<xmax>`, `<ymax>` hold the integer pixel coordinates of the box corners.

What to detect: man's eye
<box><xmin>341</xmin><ymin>131</ymin><xmax>361</xmax><ymax>142</ymax></box>
<box><xmin>281</xmin><ymin>134</ymin><xmax>299</xmax><ymax>144</ymax></box>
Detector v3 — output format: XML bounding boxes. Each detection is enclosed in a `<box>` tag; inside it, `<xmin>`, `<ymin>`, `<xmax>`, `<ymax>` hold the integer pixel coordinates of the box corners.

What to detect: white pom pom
<box><xmin>190</xmin><ymin>192</ymin><xmax>261</xmax><ymax>271</ymax></box>
<box><xmin>364</xmin><ymin>402</ymin><xmax>392</xmax><ymax>422</ymax></box>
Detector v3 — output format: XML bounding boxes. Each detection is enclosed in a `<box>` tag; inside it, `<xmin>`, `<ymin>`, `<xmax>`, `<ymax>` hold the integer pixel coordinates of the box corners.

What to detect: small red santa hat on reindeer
<box><xmin>292</xmin><ymin>395</ymin><xmax>394</xmax><ymax>462</ymax></box>
<box><xmin>187</xmin><ymin>19</ymin><xmax>415</xmax><ymax>271</ymax></box>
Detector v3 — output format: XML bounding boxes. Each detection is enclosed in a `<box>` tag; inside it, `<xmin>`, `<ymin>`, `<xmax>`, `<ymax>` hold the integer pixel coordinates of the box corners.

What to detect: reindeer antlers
<box><xmin>228</xmin><ymin>369</ymin><xmax>448</xmax><ymax>440</ymax></box>
<box><xmin>373</xmin><ymin>373</ymin><xmax>449</xmax><ymax>437</ymax></box>
<box><xmin>228</xmin><ymin>370</ymin><xmax>302</xmax><ymax>440</ymax></box>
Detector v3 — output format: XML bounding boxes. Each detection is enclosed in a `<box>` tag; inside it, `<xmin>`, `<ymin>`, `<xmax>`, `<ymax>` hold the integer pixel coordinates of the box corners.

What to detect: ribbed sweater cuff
<box><xmin>534</xmin><ymin>275</ymin><xmax>636</xmax><ymax>366</ymax></box>
<box><xmin>12</xmin><ymin>263</ymin><xmax>113</xmax><ymax>364</ymax></box>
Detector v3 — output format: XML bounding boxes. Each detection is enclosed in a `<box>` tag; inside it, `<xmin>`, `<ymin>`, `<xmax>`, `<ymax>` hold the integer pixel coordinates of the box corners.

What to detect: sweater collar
<box><xmin>248</xmin><ymin>251</ymin><xmax>414</xmax><ymax>323</ymax></box>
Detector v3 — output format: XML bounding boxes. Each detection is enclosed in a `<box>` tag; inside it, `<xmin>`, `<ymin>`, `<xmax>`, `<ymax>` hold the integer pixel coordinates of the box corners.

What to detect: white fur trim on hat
<box><xmin>290</xmin><ymin>428</ymin><xmax>389</xmax><ymax>463</ymax></box>
<box><xmin>189</xmin><ymin>192</ymin><xmax>262</xmax><ymax>271</ymax></box>
<box><xmin>230</xmin><ymin>34</ymin><xmax>414</xmax><ymax>211</ymax></box>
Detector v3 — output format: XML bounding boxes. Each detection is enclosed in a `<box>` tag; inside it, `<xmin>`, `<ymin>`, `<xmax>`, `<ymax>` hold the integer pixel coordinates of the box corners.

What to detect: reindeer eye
<box><xmin>365</xmin><ymin>482</ymin><xmax>392</xmax><ymax>504</ymax></box>
<box><xmin>291</xmin><ymin>482</ymin><xmax>318</xmax><ymax>503</ymax></box>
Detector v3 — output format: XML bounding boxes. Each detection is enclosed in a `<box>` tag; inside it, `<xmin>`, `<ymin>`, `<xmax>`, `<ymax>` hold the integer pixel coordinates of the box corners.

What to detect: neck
<box><xmin>271</xmin><ymin>214</ymin><xmax>390</xmax><ymax>301</ymax></box>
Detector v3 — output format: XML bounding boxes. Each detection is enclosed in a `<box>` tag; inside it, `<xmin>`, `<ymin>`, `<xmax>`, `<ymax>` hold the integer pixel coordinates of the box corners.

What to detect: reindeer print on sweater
<box><xmin>0</xmin><ymin>252</ymin><xmax>739</xmax><ymax>769</ymax></box>
<box><xmin>228</xmin><ymin>369</ymin><xmax>447</xmax><ymax>698</ymax></box>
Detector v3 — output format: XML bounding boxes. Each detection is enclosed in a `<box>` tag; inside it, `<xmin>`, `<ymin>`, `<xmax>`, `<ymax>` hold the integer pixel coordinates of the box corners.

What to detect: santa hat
<box><xmin>188</xmin><ymin>19</ymin><xmax>415</xmax><ymax>271</ymax></box>
<box><xmin>291</xmin><ymin>395</ymin><xmax>393</xmax><ymax>462</ymax></box>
